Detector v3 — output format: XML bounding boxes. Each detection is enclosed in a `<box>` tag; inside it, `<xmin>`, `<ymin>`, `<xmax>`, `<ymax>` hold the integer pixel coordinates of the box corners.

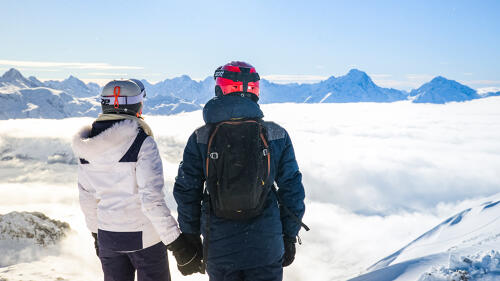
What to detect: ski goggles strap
<box><xmin>214</xmin><ymin>70</ymin><xmax>260</xmax><ymax>83</ymax></box>
<box><xmin>101</xmin><ymin>92</ymin><xmax>144</xmax><ymax>106</ymax></box>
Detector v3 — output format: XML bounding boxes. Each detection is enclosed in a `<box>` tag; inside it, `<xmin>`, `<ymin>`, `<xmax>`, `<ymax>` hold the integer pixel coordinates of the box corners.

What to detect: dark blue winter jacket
<box><xmin>173</xmin><ymin>96</ymin><xmax>305</xmax><ymax>270</ymax></box>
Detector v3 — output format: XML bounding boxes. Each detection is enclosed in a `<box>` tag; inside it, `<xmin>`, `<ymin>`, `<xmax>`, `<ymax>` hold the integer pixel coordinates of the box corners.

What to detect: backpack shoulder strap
<box><xmin>119</xmin><ymin>128</ymin><xmax>149</xmax><ymax>162</ymax></box>
<box><xmin>205</xmin><ymin>124</ymin><xmax>221</xmax><ymax>178</ymax></box>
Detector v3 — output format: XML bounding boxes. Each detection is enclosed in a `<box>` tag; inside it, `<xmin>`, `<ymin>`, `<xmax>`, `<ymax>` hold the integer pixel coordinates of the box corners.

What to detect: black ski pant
<box><xmin>207</xmin><ymin>257</ymin><xmax>283</xmax><ymax>281</ymax></box>
<box><xmin>99</xmin><ymin>242</ymin><xmax>170</xmax><ymax>281</ymax></box>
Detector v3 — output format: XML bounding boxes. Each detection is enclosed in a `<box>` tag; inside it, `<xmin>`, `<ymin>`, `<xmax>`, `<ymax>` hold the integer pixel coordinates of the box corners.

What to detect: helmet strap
<box><xmin>113</xmin><ymin>86</ymin><xmax>121</xmax><ymax>109</ymax></box>
<box><xmin>215</xmin><ymin>86</ymin><xmax>223</xmax><ymax>97</ymax></box>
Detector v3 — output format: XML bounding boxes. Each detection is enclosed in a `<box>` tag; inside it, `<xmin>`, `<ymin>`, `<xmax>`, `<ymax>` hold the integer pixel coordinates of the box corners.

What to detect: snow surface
<box><xmin>1</xmin><ymin>99</ymin><xmax>500</xmax><ymax>280</ymax></box>
<box><xmin>349</xmin><ymin>192</ymin><xmax>500</xmax><ymax>280</ymax></box>
<box><xmin>418</xmin><ymin>250</ymin><xmax>500</xmax><ymax>281</ymax></box>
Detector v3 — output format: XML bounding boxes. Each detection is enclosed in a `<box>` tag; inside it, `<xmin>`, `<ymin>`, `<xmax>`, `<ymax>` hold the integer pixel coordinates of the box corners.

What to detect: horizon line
<box><xmin>1</xmin><ymin>67</ymin><xmax>499</xmax><ymax>93</ymax></box>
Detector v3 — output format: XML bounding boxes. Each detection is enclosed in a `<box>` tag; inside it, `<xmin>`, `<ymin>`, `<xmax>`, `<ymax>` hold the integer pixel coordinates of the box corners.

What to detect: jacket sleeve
<box><xmin>77</xmin><ymin>166</ymin><xmax>98</xmax><ymax>233</ymax></box>
<box><xmin>275</xmin><ymin>131</ymin><xmax>306</xmax><ymax>239</ymax></box>
<box><xmin>173</xmin><ymin>132</ymin><xmax>205</xmax><ymax>235</ymax></box>
<box><xmin>136</xmin><ymin>136</ymin><xmax>181</xmax><ymax>246</ymax></box>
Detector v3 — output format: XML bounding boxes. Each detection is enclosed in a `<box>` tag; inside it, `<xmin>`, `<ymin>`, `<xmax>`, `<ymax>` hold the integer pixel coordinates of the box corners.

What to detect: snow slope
<box><xmin>1</xmin><ymin>99</ymin><xmax>500</xmax><ymax>280</ymax></box>
<box><xmin>348</xmin><ymin>194</ymin><xmax>500</xmax><ymax>281</ymax></box>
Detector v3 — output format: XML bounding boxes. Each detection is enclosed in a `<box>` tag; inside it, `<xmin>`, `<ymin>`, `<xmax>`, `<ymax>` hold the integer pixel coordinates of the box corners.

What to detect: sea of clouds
<box><xmin>1</xmin><ymin>97</ymin><xmax>500</xmax><ymax>280</ymax></box>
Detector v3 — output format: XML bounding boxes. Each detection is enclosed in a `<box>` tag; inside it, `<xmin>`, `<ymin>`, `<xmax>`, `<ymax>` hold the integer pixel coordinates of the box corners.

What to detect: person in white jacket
<box><xmin>72</xmin><ymin>79</ymin><xmax>204</xmax><ymax>281</ymax></box>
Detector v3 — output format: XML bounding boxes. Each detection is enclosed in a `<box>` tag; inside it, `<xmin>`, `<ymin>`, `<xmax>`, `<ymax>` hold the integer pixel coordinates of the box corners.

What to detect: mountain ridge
<box><xmin>1</xmin><ymin>68</ymin><xmax>498</xmax><ymax>120</ymax></box>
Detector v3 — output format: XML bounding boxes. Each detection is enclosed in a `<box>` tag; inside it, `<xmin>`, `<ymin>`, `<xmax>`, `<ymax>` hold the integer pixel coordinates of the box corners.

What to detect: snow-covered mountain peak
<box><xmin>44</xmin><ymin>75</ymin><xmax>99</xmax><ymax>98</ymax></box>
<box><xmin>0</xmin><ymin>68</ymin><xmax>37</xmax><ymax>88</ymax></box>
<box><xmin>62</xmin><ymin>75</ymin><xmax>88</xmax><ymax>88</ymax></box>
<box><xmin>429</xmin><ymin>76</ymin><xmax>448</xmax><ymax>83</ymax></box>
<box><xmin>65</xmin><ymin>75</ymin><xmax>81</xmax><ymax>82</ymax></box>
<box><xmin>1</xmin><ymin>68</ymin><xmax>25</xmax><ymax>81</ymax></box>
<box><xmin>158</xmin><ymin>74</ymin><xmax>193</xmax><ymax>85</ymax></box>
<box><xmin>28</xmin><ymin>76</ymin><xmax>45</xmax><ymax>87</ymax></box>
<box><xmin>179</xmin><ymin>74</ymin><xmax>192</xmax><ymax>80</ymax></box>
<box><xmin>427</xmin><ymin>76</ymin><xmax>471</xmax><ymax>90</ymax></box>
<box><xmin>410</xmin><ymin>76</ymin><xmax>480</xmax><ymax>104</ymax></box>
<box><xmin>346</xmin><ymin>68</ymin><xmax>370</xmax><ymax>79</ymax></box>
<box><xmin>337</xmin><ymin>69</ymin><xmax>375</xmax><ymax>87</ymax></box>
<box><xmin>429</xmin><ymin>76</ymin><xmax>472</xmax><ymax>90</ymax></box>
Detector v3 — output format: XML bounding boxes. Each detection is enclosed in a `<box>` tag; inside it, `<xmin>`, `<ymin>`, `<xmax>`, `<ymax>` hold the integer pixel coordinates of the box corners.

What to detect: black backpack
<box><xmin>205</xmin><ymin>120</ymin><xmax>271</xmax><ymax>220</ymax></box>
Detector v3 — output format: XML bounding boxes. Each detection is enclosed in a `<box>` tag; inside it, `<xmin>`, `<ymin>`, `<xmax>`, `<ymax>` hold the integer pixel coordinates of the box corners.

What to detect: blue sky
<box><xmin>0</xmin><ymin>0</ymin><xmax>499</xmax><ymax>90</ymax></box>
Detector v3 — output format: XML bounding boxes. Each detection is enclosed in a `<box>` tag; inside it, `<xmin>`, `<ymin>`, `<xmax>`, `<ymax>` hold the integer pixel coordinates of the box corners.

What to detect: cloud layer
<box><xmin>1</xmin><ymin>99</ymin><xmax>500</xmax><ymax>280</ymax></box>
<box><xmin>0</xmin><ymin>59</ymin><xmax>143</xmax><ymax>70</ymax></box>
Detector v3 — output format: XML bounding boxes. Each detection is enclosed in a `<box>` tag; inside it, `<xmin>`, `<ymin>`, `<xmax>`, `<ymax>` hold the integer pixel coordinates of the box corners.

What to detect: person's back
<box><xmin>174</xmin><ymin>61</ymin><xmax>307</xmax><ymax>281</ymax></box>
<box><xmin>73</xmin><ymin>79</ymin><xmax>203</xmax><ymax>281</ymax></box>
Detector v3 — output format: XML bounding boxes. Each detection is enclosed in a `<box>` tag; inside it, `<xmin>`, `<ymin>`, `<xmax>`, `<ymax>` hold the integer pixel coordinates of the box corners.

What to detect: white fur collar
<box><xmin>72</xmin><ymin>120</ymin><xmax>140</xmax><ymax>162</ymax></box>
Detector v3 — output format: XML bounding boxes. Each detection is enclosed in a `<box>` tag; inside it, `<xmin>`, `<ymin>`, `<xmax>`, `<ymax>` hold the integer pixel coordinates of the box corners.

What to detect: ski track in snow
<box><xmin>1</xmin><ymin>98</ymin><xmax>500</xmax><ymax>280</ymax></box>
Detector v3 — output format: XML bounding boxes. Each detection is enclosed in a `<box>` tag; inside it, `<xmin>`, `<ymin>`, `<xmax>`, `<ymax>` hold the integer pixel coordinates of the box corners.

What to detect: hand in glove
<box><xmin>91</xmin><ymin>232</ymin><xmax>99</xmax><ymax>257</ymax></box>
<box><xmin>167</xmin><ymin>233</ymin><xmax>204</xmax><ymax>275</ymax></box>
<box><xmin>282</xmin><ymin>236</ymin><xmax>296</xmax><ymax>267</ymax></box>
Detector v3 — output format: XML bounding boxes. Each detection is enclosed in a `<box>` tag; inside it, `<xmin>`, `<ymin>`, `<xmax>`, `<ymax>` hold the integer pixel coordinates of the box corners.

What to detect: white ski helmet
<box><xmin>101</xmin><ymin>79</ymin><xmax>146</xmax><ymax>117</ymax></box>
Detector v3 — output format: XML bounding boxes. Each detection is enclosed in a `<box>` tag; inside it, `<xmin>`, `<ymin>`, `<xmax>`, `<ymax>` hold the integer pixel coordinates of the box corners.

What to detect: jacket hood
<box><xmin>72</xmin><ymin>119</ymin><xmax>140</xmax><ymax>162</ymax></box>
<box><xmin>203</xmin><ymin>96</ymin><xmax>264</xmax><ymax>124</ymax></box>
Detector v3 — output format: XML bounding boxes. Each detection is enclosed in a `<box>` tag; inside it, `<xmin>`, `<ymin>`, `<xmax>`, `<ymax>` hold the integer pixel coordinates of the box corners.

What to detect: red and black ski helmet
<box><xmin>214</xmin><ymin>61</ymin><xmax>260</xmax><ymax>101</ymax></box>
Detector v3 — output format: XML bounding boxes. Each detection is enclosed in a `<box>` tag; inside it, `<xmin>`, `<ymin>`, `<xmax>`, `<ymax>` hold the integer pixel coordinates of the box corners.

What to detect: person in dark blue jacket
<box><xmin>173</xmin><ymin>61</ymin><xmax>306</xmax><ymax>281</ymax></box>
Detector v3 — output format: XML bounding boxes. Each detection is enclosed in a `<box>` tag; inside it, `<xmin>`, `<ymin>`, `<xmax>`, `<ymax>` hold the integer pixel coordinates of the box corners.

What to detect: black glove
<box><xmin>91</xmin><ymin>232</ymin><xmax>99</xmax><ymax>257</ymax></box>
<box><xmin>167</xmin><ymin>233</ymin><xmax>204</xmax><ymax>275</ymax></box>
<box><xmin>282</xmin><ymin>236</ymin><xmax>296</xmax><ymax>267</ymax></box>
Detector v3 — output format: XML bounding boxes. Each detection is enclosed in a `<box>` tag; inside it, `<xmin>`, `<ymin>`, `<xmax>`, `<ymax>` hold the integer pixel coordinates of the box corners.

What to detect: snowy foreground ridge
<box><xmin>349</xmin><ymin>195</ymin><xmax>500</xmax><ymax>281</ymax></box>
<box><xmin>0</xmin><ymin>211</ymin><xmax>69</xmax><ymax>246</ymax></box>
<box><xmin>0</xmin><ymin>211</ymin><xmax>70</xmax><ymax>267</ymax></box>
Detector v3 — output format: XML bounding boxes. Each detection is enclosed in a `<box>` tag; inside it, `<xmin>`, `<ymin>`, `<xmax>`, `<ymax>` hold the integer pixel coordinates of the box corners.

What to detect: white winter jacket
<box><xmin>72</xmin><ymin>118</ymin><xmax>180</xmax><ymax>250</ymax></box>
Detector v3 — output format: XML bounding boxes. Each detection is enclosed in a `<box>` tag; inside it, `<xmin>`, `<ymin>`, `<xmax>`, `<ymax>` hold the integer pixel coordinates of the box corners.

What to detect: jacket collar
<box><xmin>97</xmin><ymin>113</ymin><xmax>154</xmax><ymax>137</ymax></box>
<box><xmin>202</xmin><ymin>96</ymin><xmax>264</xmax><ymax>124</ymax></box>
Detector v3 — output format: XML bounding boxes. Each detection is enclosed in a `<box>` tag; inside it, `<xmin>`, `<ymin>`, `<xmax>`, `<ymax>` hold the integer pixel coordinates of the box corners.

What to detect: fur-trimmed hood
<box><xmin>72</xmin><ymin>119</ymin><xmax>140</xmax><ymax>162</ymax></box>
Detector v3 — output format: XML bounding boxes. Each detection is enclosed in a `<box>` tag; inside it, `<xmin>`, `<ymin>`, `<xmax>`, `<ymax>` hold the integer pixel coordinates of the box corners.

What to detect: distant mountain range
<box><xmin>0</xmin><ymin>69</ymin><xmax>200</xmax><ymax>119</ymax></box>
<box><xmin>0</xmin><ymin>68</ymin><xmax>498</xmax><ymax>119</ymax></box>
<box><xmin>260</xmin><ymin>69</ymin><xmax>408</xmax><ymax>103</ymax></box>
<box><xmin>0</xmin><ymin>69</ymin><xmax>99</xmax><ymax>119</ymax></box>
